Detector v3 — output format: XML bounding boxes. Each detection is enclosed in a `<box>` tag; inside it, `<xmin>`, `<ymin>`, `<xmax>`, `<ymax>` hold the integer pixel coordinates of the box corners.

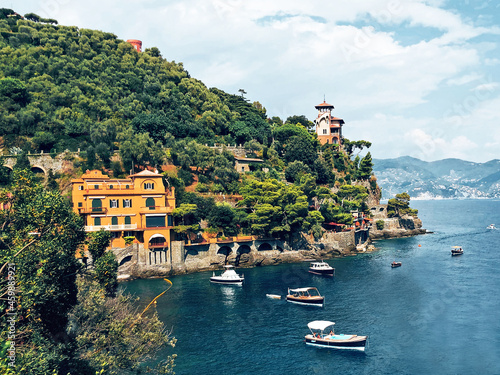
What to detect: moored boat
<box><xmin>286</xmin><ymin>287</ymin><xmax>324</xmax><ymax>307</ymax></box>
<box><xmin>305</xmin><ymin>321</ymin><xmax>367</xmax><ymax>351</ymax></box>
<box><xmin>210</xmin><ymin>265</ymin><xmax>244</xmax><ymax>285</ymax></box>
<box><xmin>308</xmin><ymin>260</ymin><xmax>335</xmax><ymax>276</ymax></box>
<box><xmin>391</xmin><ymin>261</ymin><xmax>402</xmax><ymax>268</ymax></box>
<box><xmin>451</xmin><ymin>246</ymin><xmax>464</xmax><ymax>256</ymax></box>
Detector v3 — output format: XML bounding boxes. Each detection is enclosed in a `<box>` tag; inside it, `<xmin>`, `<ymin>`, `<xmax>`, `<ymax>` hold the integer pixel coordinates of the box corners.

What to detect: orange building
<box><xmin>71</xmin><ymin>170</ymin><xmax>175</xmax><ymax>252</ymax></box>
<box><xmin>126</xmin><ymin>39</ymin><xmax>142</xmax><ymax>52</ymax></box>
<box><xmin>314</xmin><ymin>100</ymin><xmax>345</xmax><ymax>146</ymax></box>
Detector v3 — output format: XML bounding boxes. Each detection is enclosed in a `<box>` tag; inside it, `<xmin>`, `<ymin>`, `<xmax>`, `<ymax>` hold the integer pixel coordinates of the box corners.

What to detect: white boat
<box><xmin>487</xmin><ymin>224</ymin><xmax>496</xmax><ymax>230</ymax></box>
<box><xmin>210</xmin><ymin>265</ymin><xmax>244</xmax><ymax>285</ymax></box>
<box><xmin>451</xmin><ymin>246</ymin><xmax>464</xmax><ymax>256</ymax></box>
<box><xmin>304</xmin><ymin>321</ymin><xmax>368</xmax><ymax>351</ymax></box>
<box><xmin>286</xmin><ymin>287</ymin><xmax>324</xmax><ymax>307</ymax></box>
<box><xmin>308</xmin><ymin>260</ymin><xmax>335</xmax><ymax>276</ymax></box>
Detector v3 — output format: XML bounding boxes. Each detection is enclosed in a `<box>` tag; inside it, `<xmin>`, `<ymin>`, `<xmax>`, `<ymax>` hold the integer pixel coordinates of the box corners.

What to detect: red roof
<box><xmin>315</xmin><ymin>100</ymin><xmax>334</xmax><ymax>109</ymax></box>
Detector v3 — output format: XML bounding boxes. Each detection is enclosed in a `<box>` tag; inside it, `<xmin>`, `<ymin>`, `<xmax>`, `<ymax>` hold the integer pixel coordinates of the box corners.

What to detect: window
<box><xmin>110</xmin><ymin>199</ymin><xmax>119</xmax><ymax>208</ymax></box>
<box><xmin>78</xmin><ymin>185</ymin><xmax>83</xmax><ymax>190</ymax></box>
<box><xmin>94</xmin><ymin>217</ymin><xmax>101</xmax><ymax>226</ymax></box>
<box><xmin>123</xmin><ymin>199</ymin><xmax>132</xmax><ymax>208</ymax></box>
<box><xmin>78</xmin><ymin>202</ymin><xmax>82</xmax><ymax>207</ymax></box>
<box><xmin>94</xmin><ymin>185</ymin><xmax>99</xmax><ymax>189</ymax></box>
<box><xmin>91</xmin><ymin>199</ymin><xmax>102</xmax><ymax>212</ymax></box>
<box><xmin>323</xmin><ymin>129</ymin><xmax>327</xmax><ymax>134</ymax></box>
<box><xmin>112</xmin><ymin>231</ymin><xmax>121</xmax><ymax>238</ymax></box>
<box><xmin>109</xmin><ymin>185</ymin><xmax>114</xmax><ymax>189</ymax></box>
<box><xmin>167</xmin><ymin>215</ymin><xmax>173</xmax><ymax>227</ymax></box>
<box><xmin>146</xmin><ymin>197</ymin><xmax>155</xmax><ymax>210</ymax></box>
<box><xmin>126</xmin><ymin>185</ymin><xmax>130</xmax><ymax>189</ymax></box>
<box><xmin>124</xmin><ymin>231</ymin><xmax>134</xmax><ymax>237</ymax></box>
<box><xmin>111</xmin><ymin>217</ymin><xmax>118</xmax><ymax>225</ymax></box>
<box><xmin>124</xmin><ymin>216</ymin><xmax>131</xmax><ymax>225</ymax></box>
<box><xmin>144</xmin><ymin>182</ymin><xmax>154</xmax><ymax>189</ymax></box>
<box><xmin>146</xmin><ymin>216</ymin><xmax>165</xmax><ymax>228</ymax></box>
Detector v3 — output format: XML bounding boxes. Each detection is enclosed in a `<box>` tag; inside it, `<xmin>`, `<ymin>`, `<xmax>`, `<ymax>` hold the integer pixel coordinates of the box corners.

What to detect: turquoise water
<box><xmin>123</xmin><ymin>200</ymin><xmax>500</xmax><ymax>374</ymax></box>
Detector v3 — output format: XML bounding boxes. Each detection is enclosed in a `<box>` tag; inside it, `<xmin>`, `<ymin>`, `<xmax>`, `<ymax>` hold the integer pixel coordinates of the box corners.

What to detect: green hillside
<box><xmin>0</xmin><ymin>8</ymin><xmax>379</xmax><ymax>236</ymax></box>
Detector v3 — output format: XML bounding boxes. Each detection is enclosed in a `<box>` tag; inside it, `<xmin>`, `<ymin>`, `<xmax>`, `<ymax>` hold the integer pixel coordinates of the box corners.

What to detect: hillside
<box><xmin>373</xmin><ymin>156</ymin><xmax>500</xmax><ymax>199</ymax></box>
<box><xmin>0</xmin><ymin>8</ymin><xmax>270</xmax><ymax>155</ymax></box>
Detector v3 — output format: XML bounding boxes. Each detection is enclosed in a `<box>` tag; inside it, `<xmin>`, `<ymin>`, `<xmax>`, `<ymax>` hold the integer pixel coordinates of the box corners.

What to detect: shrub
<box><xmin>376</xmin><ymin>220</ymin><xmax>384</xmax><ymax>230</ymax></box>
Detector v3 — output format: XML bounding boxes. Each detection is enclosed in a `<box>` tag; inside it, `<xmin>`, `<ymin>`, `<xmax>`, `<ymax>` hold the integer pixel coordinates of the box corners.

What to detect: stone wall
<box><xmin>369</xmin><ymin>215</ymin><xmax>426</xmax><ymax>239</ymax></box>
<box><xmin>115</xmin><ymin>230</ymin><xmax>367</xmax><ymax>278</ymax></box>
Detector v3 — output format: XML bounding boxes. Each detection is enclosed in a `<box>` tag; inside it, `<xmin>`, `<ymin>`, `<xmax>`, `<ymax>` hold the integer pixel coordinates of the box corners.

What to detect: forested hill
<box><xmin>0</xmin><ymin>8</ymin><xmax>271</xmax><ymax>156</ymax></box>
<box><xmin>1</xmin><ymin>8</ymin><xmax>382</xmax><ymax>238</ymax></box>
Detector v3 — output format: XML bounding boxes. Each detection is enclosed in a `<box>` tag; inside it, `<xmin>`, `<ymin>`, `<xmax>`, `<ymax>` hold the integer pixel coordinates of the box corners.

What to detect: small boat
<box><xmin>210</xmin><ymin>265</ymin><xmax>244</xmax><ymax>285</ymax></box>
<box><xmin>451</xmin><ymin>246</ymin><xmax>464</xmax><ymax>256</ymax></box>
<box><xmin>266</xmin><ymin>294</ymin><xmax>281</xmax><ymax>300</ymax></box>
<box><xmin>391</xmin><ymin>261</ymin><xmax>402</xmax><ymax>268</ymax></box>
<box><xmin>487</xmin><ymin>224</ymin><xmax>496</xmax><ymax>230</ymax></box>
<box><xmin>309</xmin><ymin>260</ymin><xmax>335</xmax><ymax>276</ymax></box>
<box><xmin>286</xmin><ymin>287</ymin><xmax>324</xmax><ymax>307</ymax></box>
<box><xmin>305</xmin><ymin>321</ymin><xmax>368</xmax><ymax>351</ymax></box>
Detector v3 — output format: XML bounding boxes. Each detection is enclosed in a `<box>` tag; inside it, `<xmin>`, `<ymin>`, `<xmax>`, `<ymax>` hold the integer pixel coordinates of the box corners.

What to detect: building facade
<box><xmin>71</xmin><ymin>169</ymin><xmax>175</xmax><ymax>255</ymax></box>
<box><xmin>314</xmin><ymin>100</ymin><xmax>345</xmax><ymax>146</ymax></box>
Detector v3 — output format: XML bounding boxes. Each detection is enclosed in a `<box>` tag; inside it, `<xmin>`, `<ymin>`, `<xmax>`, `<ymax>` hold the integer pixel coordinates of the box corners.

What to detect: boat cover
<box><xmin>308</xmin><ymin>321</ymin><xmax>335</xmax><ymax>330</ymax></box>
<box><xmin>289</xmin><ymin>287</ymin><xmax>316</xmax><ymax>293</ymax></box>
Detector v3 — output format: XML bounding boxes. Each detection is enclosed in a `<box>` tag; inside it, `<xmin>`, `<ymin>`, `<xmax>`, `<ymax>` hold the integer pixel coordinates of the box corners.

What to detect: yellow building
<box><xmin>71</xmin><ymin>169</ymin><xmax>175</xmax><ymax>253</ymax></box>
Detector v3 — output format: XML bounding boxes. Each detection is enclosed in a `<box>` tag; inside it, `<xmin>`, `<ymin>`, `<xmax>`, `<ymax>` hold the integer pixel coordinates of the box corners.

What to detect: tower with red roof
<box><xmin>314</xmin><ymin>100</ymin><xmax>345</xmax><ymax>146</ymax></box>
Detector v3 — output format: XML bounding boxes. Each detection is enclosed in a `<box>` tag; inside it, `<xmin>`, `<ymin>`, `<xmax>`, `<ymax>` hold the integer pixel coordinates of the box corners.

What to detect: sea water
<box><xmin>123</xmin><ymin>200</ymin><xmax>500</xmax><ymax>374</ymax></box>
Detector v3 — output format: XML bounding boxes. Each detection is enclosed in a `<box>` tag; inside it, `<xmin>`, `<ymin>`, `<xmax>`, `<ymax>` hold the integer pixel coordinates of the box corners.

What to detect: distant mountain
<box><xmin>373</xmin><ymin>156</ymin><xmax>500</xmax><ymax>200</ymax></box>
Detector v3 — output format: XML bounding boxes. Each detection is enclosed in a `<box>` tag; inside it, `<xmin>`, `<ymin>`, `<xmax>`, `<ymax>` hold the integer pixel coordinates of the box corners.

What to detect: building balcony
<box><xmin>138</xmin><ymin>206</ymin><xmax>173</xmax><ymax>214</ymax></box>
<box><xmin>78</xmin><ymin>207</ymin><xmax>108</xmax><ymax>214</ymax></box>
<box><xmin>84</xmin><ymin>224</ymin><xmax>138</xmax><ymax>232</ymax></box>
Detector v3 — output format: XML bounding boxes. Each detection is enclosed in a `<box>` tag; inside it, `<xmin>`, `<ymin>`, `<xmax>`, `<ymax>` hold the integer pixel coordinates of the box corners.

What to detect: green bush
<box><xmin>376</xmin><ymin>220</ymin><xmax>384</xmax><ymax>230</ymax></box>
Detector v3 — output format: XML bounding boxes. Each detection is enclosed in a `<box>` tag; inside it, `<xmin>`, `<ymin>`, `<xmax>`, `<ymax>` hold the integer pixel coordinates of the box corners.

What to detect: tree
<box><xmin>14</xmin><ymin>150</ymin><xmax>31</xmax><ymax>171</ymax></box>
<box><xmin>0</xmin><ymin>170</ymin><xmax>86</xmax><ymax>372</ymax></box>
<box><xmin>358</xmin><ymin>152</ymin><xmax>373</xmax><ymax>180</ymax></box>
<box><xmin>387</xmin><ymin>192</ymin><xmax>418</xmax><ymax>217</ymax></box>
<box><xmin>68</xmin><ymin>277</ymin><xmax>176</xmax><ymax>375</ymax></box>
<box><xmin>207</xmin><ymin>203</ymin><xmax>239</xmax><ymax>237</ymax></box>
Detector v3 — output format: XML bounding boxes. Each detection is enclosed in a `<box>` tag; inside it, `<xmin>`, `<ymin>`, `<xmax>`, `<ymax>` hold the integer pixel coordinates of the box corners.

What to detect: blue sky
<box><xmin>6</xmin><ymin>0</ymin><xmax>500</xmax><ymax>162</ymax></box>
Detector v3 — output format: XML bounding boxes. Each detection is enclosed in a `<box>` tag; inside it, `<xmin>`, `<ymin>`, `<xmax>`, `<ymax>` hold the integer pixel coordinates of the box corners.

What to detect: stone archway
<box><xmin>235</xmin><ymin>244</ymin><xmax>251</xmax><ymax>266</ymax></box>
<box><xmin>257</xmin><ymin>242</ymin><xmax>273</xmax><ymax>251</ymax></box>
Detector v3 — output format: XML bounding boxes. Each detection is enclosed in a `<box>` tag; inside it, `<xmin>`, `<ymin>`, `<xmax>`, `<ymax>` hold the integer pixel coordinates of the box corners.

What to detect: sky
<box><xmin>6</xmin><ymin>0</ymin><xmax>500</xmax><ymax>162</ymax></box>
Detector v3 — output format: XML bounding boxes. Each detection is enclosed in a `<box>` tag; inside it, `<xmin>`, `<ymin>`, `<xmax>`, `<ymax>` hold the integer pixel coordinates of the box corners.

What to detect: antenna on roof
<box><xmin>323</xmin><ymin>94</ymin><xmax>326</xmax><ymax>102</ymax></box>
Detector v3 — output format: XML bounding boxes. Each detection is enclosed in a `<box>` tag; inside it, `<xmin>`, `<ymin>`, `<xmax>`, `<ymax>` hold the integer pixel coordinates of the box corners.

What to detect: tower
<box><xmin>314</xmin><ymin>100</ymin><xmax>345</xmax><ymax>146</ymax></box>
<box><xmin>126</xmin><ymin>39</ymin><xmax>142</xmax><ymax>52</ymax></box>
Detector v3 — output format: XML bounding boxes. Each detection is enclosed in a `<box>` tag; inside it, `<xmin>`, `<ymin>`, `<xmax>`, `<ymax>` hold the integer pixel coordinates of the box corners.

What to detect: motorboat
<box><xmin>308</xmin><ymin>260</ymin><xmax>335</xmax><ymax>276</ymax></box>
<box><xmin>286</xmin><ymin>287</ymin><xmax>324</xmax><ymax>307</ymax></box>
<box><xmin>391</xmin><ymin>261</ymin><xmax>402</xmax><ymax>268</ymax></box>
<box><xmin>305</xmin><ymin>321</ymin><xmax>368</xmax><ymax>351</ymax></box>
<box><xmin>487</xmin><ymin>224</ymin><xmax>496</xmax><ymax>230</ymax></box>
<box><xmin>210</xmin><ymin>265</ymin><xmax>244</xmax><ymax>285</ymax></box>
<box><xmin>451</xmin><ymin>246</ymin><xmax>464</xmax><ymax>256</ymax></box>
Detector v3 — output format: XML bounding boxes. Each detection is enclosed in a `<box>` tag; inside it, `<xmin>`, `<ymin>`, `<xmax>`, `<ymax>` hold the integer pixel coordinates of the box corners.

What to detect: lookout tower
<box><xmin>127</xmin><ymin>39</ymin><xmax>142</xmax><ymax>52</ymax></box>
<box><xmin>314</xmin><ymin>100</ymin><xmax>345</xmax><ymax>146</ymax></box>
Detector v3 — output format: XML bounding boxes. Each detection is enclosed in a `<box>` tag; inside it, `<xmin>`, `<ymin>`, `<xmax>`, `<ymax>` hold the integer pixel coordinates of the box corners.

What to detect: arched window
<box><xmin>146</xmin><ymin>197</ymin><xmax>155</xmax><ymax>210</ymax></box>
<box><xmin>111</xmin><ymin>216</ymin><xmax>118</xmax><ymax>225</ymax></box>
<box><xmin>94</xmin><ymin>217</ymin><xmax>101</xmax><ymax>226</ymax></box>
<box><xmin>124</xmin><ymin>216</ymin><xmax>131</xmax><ymax>225</ymax></box>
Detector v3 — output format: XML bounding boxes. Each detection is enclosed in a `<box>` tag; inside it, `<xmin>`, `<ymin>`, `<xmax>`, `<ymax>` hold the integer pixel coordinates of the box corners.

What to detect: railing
<box><xmin>78</xmin><ymin>207</ymin><xmax>108</xmax><ymax>214</ymax></box>
<box><xmin>84</xmin><ymin>224</ymin><xmax>138</xmax><ymax>232</ymax></box>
